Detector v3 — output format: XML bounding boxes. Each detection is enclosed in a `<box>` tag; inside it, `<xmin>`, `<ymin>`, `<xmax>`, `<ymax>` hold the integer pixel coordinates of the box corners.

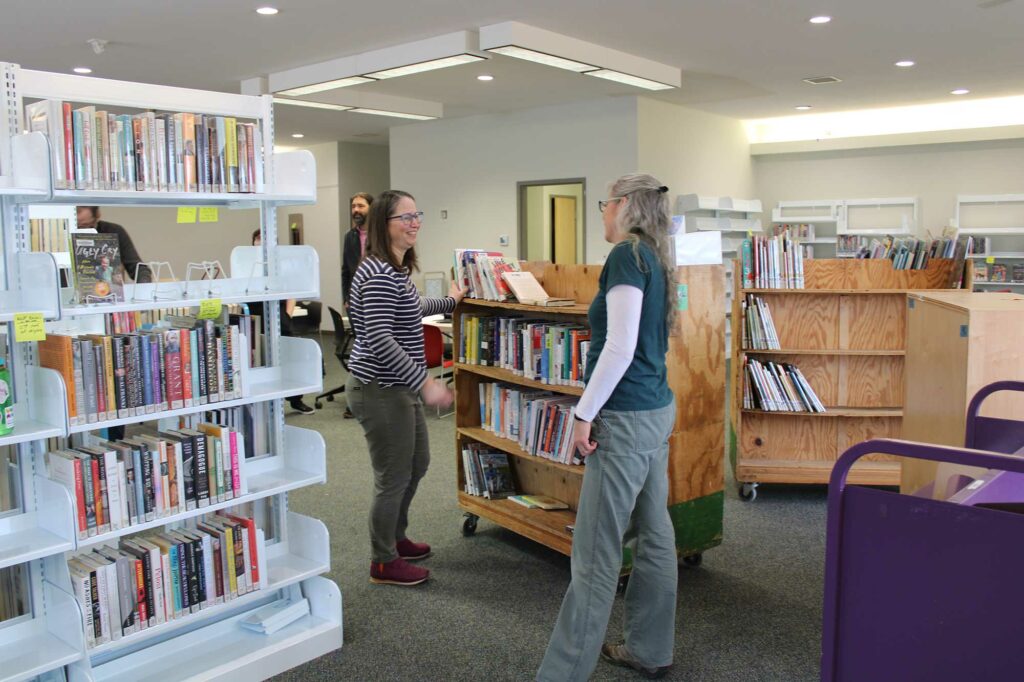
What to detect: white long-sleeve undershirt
<box><xmin>574</xmin><ymin>284</ymin><xmax>643</xmax><ymax>422</ymax></box>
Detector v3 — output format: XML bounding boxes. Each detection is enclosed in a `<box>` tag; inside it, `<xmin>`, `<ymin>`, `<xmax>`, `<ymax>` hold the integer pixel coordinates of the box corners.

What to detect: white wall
<box><xmin>390</xmin><ymin>96</ymin><xmax>639</xmax><ymax>275</ymax></box>
<box><xmin>637</xmin><ymin>97</ymin><xmax>753</xmax><ymax>200</ymax></box>
<box><xmin>753</xmin><ymin>138</ymin><xmax>1024</xmax><ymax>235</ymax></box>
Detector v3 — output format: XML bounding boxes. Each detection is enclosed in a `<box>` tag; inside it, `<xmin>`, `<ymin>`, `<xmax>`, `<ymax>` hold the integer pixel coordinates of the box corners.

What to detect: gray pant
<box><xmin>537</xmin><ymin>401</ymin><xmax>677</xmax><ymax>682</ymax></box>
<box><xmin>345</xmin><ymin>376</ymin><xmax>430</xmax><ymax>563</ymax></box>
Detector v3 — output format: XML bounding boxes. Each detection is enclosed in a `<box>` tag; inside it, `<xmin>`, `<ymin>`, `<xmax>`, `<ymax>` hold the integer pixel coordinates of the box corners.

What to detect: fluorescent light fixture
<box><xmin>951</xmin><ymin>88</ymin><xmax>970</xmax><ymax>95</ymax></box>
<box><xmin>273</xmin><ymin>97</ymin><xmax>353</xmax><ymax>111</ymax></box>
<box><xmin>277</xmin><ymin>76</ymin><xmax>376</xmax><ymax>96</ymax></box>
<box><xmin>809</xmin><ymin>15</ymin><xmax>832</xmax><ymax>24</ymax></box>
<box><xmin>585</xmin><ymin>68</ymin><xmax>674</xmax><ymax>91</ymax></box>
<box><xmin>291</xmin><ymin>133</ymin><xmax>304</xmax><ymax>138</ymax></box>
<box><xmin>794</xmin><ymin>105</ymin><xmax>813</xmax><ymax>111</ymax></box>
<box><xmin>73</xmin><ymin>67</ymin><xmax>92</xmax><ymax>74</ymax></box>
<box><xmin>746</xmin><ymin>94</ymin><xmax>1024</xmax><ymax>143</ymax></box>
<box><xmin>349</xmin><ymin>108</ymin><xmax>437</xmax><ymax>120</ymax></box>
<box><xmin>488</xmin><ymin>45</ymin><xmax>596</xmax><ymax>73</ymax></box>
<box><xmin>895</xmin><ymin>60</ymin><xmax>915</xmax><ymax>68</ymax></box>
<box><xmin>256</xmin><ymin>7</ymin><xmax>278</xmax><ymax>15</ymax></box>
<box><xmin>364</xmin><ymin>54</ymin><xmax>483</xmax><ymax>79</ymax></box>
<box><xmin>477</xmin><ymin>74</ymin><xmax>494</xmax><ymax>81</ymax></box>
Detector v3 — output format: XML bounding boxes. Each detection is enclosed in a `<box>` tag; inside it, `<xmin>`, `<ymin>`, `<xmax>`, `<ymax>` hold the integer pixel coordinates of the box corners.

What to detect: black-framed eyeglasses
<box><xmin>388</xmin><ymin>211</ymin><xmax>425</xmax><ymax>226</ymax></box>
<box><xmin>598</xmin><ymin>198</ymin><xmax>623</xmax><ymax>213</ymax></box>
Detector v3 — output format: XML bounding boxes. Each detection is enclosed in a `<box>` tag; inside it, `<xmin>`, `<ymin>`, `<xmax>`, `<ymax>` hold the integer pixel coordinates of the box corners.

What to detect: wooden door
<box><xmin>551</xmin><ymin>195</ymin><xmax>577</xmax><ymax>264</ymax></box>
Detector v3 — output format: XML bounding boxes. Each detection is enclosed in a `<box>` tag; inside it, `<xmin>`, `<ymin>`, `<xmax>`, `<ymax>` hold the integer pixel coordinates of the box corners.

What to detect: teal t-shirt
<box><xmin>584</xmin><ymin>238</ymin><xmax>672</xmax><ymax>412</ymax></box>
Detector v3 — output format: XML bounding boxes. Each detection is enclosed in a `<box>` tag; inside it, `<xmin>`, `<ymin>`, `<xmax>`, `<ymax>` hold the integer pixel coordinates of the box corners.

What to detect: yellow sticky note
<box><xmin>198</xmin><ymin>298</ymin><xmax>222</xmax><ymax>320</ymax></box>
<box><xmin>14</xmin><ymin>312</ymin><xmax>46</xmax><ymax>342</ymax></box>
<box><xmin>199</xmin><ymin>207</ymin><xmax>219</xmax><ymax>223</ymax></box>
<box><xmin>986</xmin><ymin>256</ymin><xmax>996</xmax><ymax>264</ymax></box>
<box><xmin>176</xmin><ymin>207</ymin><xmax>197</xmax><ymax>223</ymax></box>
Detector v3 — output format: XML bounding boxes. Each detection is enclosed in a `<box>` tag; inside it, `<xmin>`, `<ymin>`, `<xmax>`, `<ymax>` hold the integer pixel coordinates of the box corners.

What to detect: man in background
<box><xmin>340</xmin><ymin>192</ymin><xmax>373</xmax><ymax>418</ymax></box>
<box><xmin>76</xmin><ymin>206</ymin><xmax>152</xmax><ymax>283</ymax></box>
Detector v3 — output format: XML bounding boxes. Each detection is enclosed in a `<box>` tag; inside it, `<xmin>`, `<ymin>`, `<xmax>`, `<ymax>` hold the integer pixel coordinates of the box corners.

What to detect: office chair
<box><xmin>423</xmin><ymin>323</ymin><xmax>454</xmax><ymax>417</ymax></box>
<box><xmin>314</xmin><ymin>306</ymin><xmax>353</xmax><ymax>409</ymax></box>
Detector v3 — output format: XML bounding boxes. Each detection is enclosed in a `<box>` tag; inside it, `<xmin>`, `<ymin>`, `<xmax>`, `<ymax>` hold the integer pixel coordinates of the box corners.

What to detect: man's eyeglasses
<box><xmin>388</xmin><ymin>211</ymin><xmax>425</xmax><ymax>226</ymax></box>
<box><xmin>598</xmin><ymin>198</ymin><xmax>623</xmax><ymax>213</ymax></box>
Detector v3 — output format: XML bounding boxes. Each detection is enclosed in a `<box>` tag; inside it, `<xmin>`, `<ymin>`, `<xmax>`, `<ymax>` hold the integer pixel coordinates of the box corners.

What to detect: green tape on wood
<box><xmin>676</xmin><ymin>283</ymin><xmax>689</xmax><ymax>311</ymax></box>
<box><xmin>668</xmin><ymin>492</ymin><xmax>725</xmax><ymax>556</ymax></box>
<box><xmin>728</xmin><ymin>423</ymin><xmax>738</xmax><ymax>472</ymax></box>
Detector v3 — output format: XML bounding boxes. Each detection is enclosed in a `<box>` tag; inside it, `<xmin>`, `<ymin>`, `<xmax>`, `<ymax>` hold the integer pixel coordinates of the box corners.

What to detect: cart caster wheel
<box><xmin>462</xmin><ymin>514</ymin><xmax>479</xmax><ymax>536</ymax></box>
<box><xmin>616</xmin><ymin>575</ymin><xmax>630</xmax><ymax>594</ymax></box>
<box><xmin>327</xmin><ymin>395</ymin><xmax>335</xmax><ymax>402</ymax></box>
<box><xmin>739</xmin><ymin>483</ymin><xmax>758</xmax><ymax>502</ymax></box>
<box><xmin>682</xmin><ymin>553</ymin><xmax>703</xmax><ymax>568</ymax></box>
<box><xmin>315</xmin><ymin>401</ymin><xmax>323</xmax><ymax>409</ymax></box>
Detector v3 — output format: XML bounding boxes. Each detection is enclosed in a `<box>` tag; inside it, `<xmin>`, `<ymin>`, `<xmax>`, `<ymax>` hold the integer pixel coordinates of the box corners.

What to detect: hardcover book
<box><xmin>71</xmin><ymin>233</ymin><xmax>125</xmax><ymax>303</ymax></box>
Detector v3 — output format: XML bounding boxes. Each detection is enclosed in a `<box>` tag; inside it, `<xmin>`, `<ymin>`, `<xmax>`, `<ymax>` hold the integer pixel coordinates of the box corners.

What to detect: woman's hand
<box><xmin>573</xmin><ymin>418</ymin><xmax>598</xmax><ymax>458</ymax></box>
<box><xmin>449</xmin><ymin>280</ymin><xmax>469</xmax><ymax>304</ymax></box>
<box><xmin>421</xmin><ymin>377</ymin><xmax>454</xmax><ymax>408</ymax></box>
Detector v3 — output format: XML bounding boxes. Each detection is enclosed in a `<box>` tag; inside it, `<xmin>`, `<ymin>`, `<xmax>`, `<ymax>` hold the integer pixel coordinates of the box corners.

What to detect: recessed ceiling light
<box><xmin>894</xmin><ymin>60</ymin><xmax>915</xmax><ymax>68</ymax></box>
<box><xmin>585</xmin><ymin>69</ymin><xmax>674</xmax><ymax>91</ymax></box>
<box><xmin>950</xmin><ymin>89</ymin><xmax>970</xmax><ymax>95</ymax></box>
<box><xmin>477</xmin><ymin>74</ymin><xmax>494</xmax><ymax>81</ymax></box>
<box><xmin>73</xmin><ymin>67</ymin><xmax>92</xmax><ymax>74</ymax></box>
<box><xmin>809</xmin><ymin>16</ymin><xmax>832</xmax><ymax>24</ymax></box>
<box><xmin>256</xmin><ymin>7</ymin><xmax>278</xmax><ymax>15</ymax></box>
<box><xmin>364</xmin><ymin>54</ymin><xmax>483</xmax><ymax>80</ymax></box>
<box><xmin>487</xmin><ymin>46</ymin><xmax>597</xmax><ymax>73</ymax></box>
<box><xmin>795</xmin><ymin>105</ymin><xmax>813</xmax><ymax>111</ymax></box>
<box><xmin>277</xmin><ymin>76</ymin><xmax>375</xmax><ymax>96</ymax></box>
<box><xmin>291</xmin><ymin>133</ymin><xmax>304</xmax><ymax>138</ymax></box>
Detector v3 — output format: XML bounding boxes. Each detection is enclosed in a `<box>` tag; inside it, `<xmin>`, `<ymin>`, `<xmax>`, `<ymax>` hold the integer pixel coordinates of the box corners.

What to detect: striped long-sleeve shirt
<box><xmin>348</xmin><ymin>256</ymin><xmax>456</xmax><ymax>390</ymax></box>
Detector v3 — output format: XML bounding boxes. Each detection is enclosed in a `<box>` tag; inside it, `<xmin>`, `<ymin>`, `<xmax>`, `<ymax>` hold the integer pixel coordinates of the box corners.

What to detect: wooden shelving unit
<box><xmin>454</xmin><ymin>261</ymin><xmax>726</xmax><ymax>562</ymax></box>
<box><xmin>730</xmin><ymin>258</ymin><xmax>969</xmax><ymax>497</ymax></box>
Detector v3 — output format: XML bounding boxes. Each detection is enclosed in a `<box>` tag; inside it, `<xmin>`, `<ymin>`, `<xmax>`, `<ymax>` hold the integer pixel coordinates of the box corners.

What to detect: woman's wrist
<box><xmin>574</xmin><ymin>414</ymin><xmax>591</xmax><ymax>424</ymax></box>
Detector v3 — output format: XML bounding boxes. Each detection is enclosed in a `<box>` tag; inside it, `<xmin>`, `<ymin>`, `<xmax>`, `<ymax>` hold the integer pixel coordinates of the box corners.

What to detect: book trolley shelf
<box><xmin>0</xmin><ymin>63</ymin><xmax>340</xmax><ymax>682</ymax></box>
<box><xmin>729</xmin><ymin>258</ymin><xmax>971</xmax><ymax>500</ymax></box>
<box><xmin>454</xmin><ymin>261</ymin><xmax>726</xmax><ymax>565</ymax></box>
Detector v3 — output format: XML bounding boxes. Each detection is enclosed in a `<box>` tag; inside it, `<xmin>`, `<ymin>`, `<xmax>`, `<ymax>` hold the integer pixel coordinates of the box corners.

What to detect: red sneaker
<box><xmin>370</xmin><ymin>558</ymin><xmax>430</xmax><ymax>586</ymax></box>
<box><xmin>396</xmin><ymin>538</ymin><xmax>432</xmax><ymax>561</ymax></box>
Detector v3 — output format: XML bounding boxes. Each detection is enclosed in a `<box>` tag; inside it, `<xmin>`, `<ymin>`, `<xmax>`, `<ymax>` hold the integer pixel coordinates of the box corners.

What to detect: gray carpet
<box><xmin>274</xmin><ymin>339</ymin><xmax>827</xmax><ymax>681</ymax></box>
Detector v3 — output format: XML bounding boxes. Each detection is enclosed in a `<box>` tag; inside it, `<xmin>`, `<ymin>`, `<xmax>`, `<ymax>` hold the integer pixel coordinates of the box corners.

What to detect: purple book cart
<box><xmin>821</xmin><ymin>381</ymin><xmax>1024</xmax><ymax>682</ymax></box>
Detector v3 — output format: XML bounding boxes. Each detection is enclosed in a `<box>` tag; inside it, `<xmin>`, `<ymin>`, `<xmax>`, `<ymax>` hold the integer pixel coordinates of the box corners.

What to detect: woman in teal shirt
<box><xmin>537</xmin><ymin>174</ymin><xmax>678</xmax><ymax>681</ymax></box>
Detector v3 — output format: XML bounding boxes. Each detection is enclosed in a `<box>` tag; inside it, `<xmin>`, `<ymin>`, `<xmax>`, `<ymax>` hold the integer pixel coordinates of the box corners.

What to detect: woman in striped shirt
<box><xmin>345</xmin><ymin>190</ymin><xmax>467</xmax><ymax>587</ymax></box>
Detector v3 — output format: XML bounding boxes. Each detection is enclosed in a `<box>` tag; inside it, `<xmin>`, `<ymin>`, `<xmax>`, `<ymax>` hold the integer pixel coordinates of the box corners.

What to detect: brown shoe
<box><xmin>601</xmin><ymin>643</ymin><xmax>672</xmax><ymax>679</ymax></box>
<box><xmin>369</xmin><ymin>558</ymin><xmax>429</xmax><ymax>586</ymax></box>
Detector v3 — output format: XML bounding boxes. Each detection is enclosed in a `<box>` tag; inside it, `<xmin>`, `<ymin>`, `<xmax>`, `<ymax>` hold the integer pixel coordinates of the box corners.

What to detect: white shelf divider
<box><xmin>675</xmin><ymin>194</ymin><xmax>762</xmax><ymax>214</ymax></box>
<box><xmin>0</xmin><ymin>582</ymin><xmax>85</xmax><ymax>682</ymax></box>
<box><xmin>0</xmin><ymin>367</ymin><xmax>68</xmax><ymax>448</ymax></box>
<box><xmin>0</xmin><ymin>476</ymin><xmax>76</xmax><ymax>570</ymax></box>
<box><xmin>0</xmin><ymin>251</ymin><xmax>61</xmax><ymax>321</ymax></box>
<box><xmin>0</xmin><ymin>132</ymin><xmax>51</xmax><ymax>196</ymax></box>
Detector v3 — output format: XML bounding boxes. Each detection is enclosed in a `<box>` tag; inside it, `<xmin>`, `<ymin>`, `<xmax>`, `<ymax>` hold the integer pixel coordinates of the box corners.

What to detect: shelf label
<box><xmin>676</xmin><ymin>284</ymin><xmax>689</xmax><ymax>311</ymax></box>
<box><xmin>14</xmin><ymin>312</ymin><xmax>46</xmax><ymax>342</ymax></box>
<box><xmin>176</xmin><ymin>207</ymin><xmax>198</xmax><ymax>223</ymax></box>
<box><xmin>198</xmin><ymin>298</ymin><xmax>222</xmax><ymax>320</ymax></box>
<box><xmin>199</xmin><ymin>207</ymin><xmax>220</xmax><ymax>223</ymax></box>
<box><xmin>986</xmin><ymin>256</ymin><xmax>996</xmax><ymax>264</ymax></box>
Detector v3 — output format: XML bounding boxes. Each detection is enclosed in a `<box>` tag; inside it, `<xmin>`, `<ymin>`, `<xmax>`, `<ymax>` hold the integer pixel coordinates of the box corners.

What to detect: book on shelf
<box><xmin>501</xmin><ymin>271</ymin><xmax>574</xmax><ymax>306</ymax></box>
<box><xmin>974</xmin><ymin>263</ymin><xmax>988</xmax><ymax>282</ymax></box>
<box><xmin>478</xmin><ymin>381</ymin><xmax>581</xmax><ymax>465</ymax></box>
<box><xmin>742</xmin><ymin>233</ymin><xmax>805</xmax><ymax>289</ymax></box>
<box><xmin>461</xmin><ymin>443</ymin><xmax>516</xmax><ymax>499</ymax></box>
<box><xmin>990</xmin><ymin>264</ymin><xmax>1008</xmax><ymax>282</ymax></box>
<box><xmin>29</xmin><ymin>216</ymin><xmax>70</xmax><ymax>253</ymax></box>
<box><xmin>1013</xmin><ymin>264</ymin><xmax>1024</xmax><ymax>283</ymax></box>
<box><xmin>508</xmin><ymin>494</ymin><xmax>569</xmax><ymax>510</ymax></box>
<box><xmin>239</xmin><ymin>597</ymin><xmax>310</xmax><ymax>635</ymax></box>
<box><xmin>772</xmin><ymin>223</ymin><xmax>816</xmax><ymax>240</ymax></box>
<box><xmin>459</xmin><ymin>315</ymin><xmax>590</xmax><ymax>387</ymax></box>
<box><xmin>453</xmin><ymin>248</ymin><xmax>522</xmax><ymax>301</ymax></box>
<box><xmin>741</xmin><ymin>294</ymin><xmax>781</xmax><ymax>351</ymax></box>
<box><xmin>71</xmin><ymin>232</ymin><xmax>125</xmax><ymax>303</ymax></box>
<box><xmin>24</xmin><ymin>99</ymin><xmax>265</xmax><ymax>194</ymax></box>
<box><xmin>37</xmin><ymin>319</ymin><xmax>249</xmax><ymax>427</ymax></box>
<box><xmin>66</xmin><ymin>507</ymin><xmax>263</xmax><ymax>649</ymax></box>
<box><xmin>743</xmin><ymin>358</ymin><xmax>825</xmax><ymax>413</ymax></box>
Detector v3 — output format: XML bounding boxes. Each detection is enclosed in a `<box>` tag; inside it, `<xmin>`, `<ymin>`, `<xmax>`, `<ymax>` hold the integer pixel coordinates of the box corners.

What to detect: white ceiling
<box><xmin>3</xmin><ymin>0</ymin><xmax>1024</xmax><ymax>145</ymax></box>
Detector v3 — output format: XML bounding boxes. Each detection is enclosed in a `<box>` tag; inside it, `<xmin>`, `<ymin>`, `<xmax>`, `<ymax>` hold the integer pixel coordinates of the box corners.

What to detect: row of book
<box><xmin>29</xmin><ymin>217</ymin><xmax>70</xmax><ymax>253</ymax></box>
<box><xmin>453</xmin><ymin>249</ymin><xmax>521</xmax><ymax>301</ymax></box>
<box><xmin>38</xmin><ymin>320</ymin><xmax>249</xmax><ymax>426</ymax></box>
<box><xmin>461</xmin><ymin>443</ymin><xmax>515</xmax><ymax>499</ymax></box>
<box><xmin>741</xmin><ymin>294</ymin><xmax>781</xmax><ymax>350</ymax></box>
<box><xmin>479</xmin><ymin>382</ymin><xmax>582</xmax><ymax>465</ymax></box>
<box><xmin>46</xmin><ymin>423</ymin><xmax>248</xmax><ymax>540</ymax></box>
<box><xmin>743</xmin><ymin>358</ymin><xmax>825</xmax><ymax>413</ymax></box>
<box><xmin>975</xmin><ymin>263</ymin><xmax>1024</xmax><ymax>283</ymax></box>
<box><xmin>68</xmin><ymin>508</ymin><xmax>262</xmax><ymax>649</ymax></box>
<box><xmin>25</xmin><ymin>100</ymin><xmax>265</xmax><ymax>194</ymax></box>
<box><xmin>771</xmin><ymin>223</ymin><xmax>816</xmax><ymax>240</ymax></box>
<box><xmin>459</xmin><ymin>315</ymin><xmax>591</xmax><ymax>387</ymax></box>
<box><xmin>741</xmin><ymin>233</ymin><xmax>806</xmax><ymax>289</ymax></box>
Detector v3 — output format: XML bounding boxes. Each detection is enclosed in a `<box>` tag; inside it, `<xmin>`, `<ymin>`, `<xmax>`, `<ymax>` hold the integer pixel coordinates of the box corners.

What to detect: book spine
<box><xmin>175</xmin><ymin>539</ymin><xmax>190</xmax><ymax>613</ymax></box>
<box><xmin>195</xmin><ymin>327</ymin><xmax>208</xmax><ymax>404</ymax></box>
<box><xmin>193</xmin><ymin>434</ymin><xmax>210</xmax><ymax>507</ymax></box>
<box><xmin>205</xmin><ymin>320</ymin><xmax>219</xmax><ymax>400</ymax></box>
<box><xmin>154</xmin><ymin>333</ymin><xmax>167</xmax><ymax>411</ymax></box>
<box><xmin>180</xmin><ymin>328</ymin><xmax>194</xmax><ymax>407</ymax></box>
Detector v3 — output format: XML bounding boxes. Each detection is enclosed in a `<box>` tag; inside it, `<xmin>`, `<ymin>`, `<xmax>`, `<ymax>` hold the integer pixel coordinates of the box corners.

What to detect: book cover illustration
<box><xmin>72</xmin><ymin>233</ymin><xmax>125</xmax><ymax>304</ymax></box>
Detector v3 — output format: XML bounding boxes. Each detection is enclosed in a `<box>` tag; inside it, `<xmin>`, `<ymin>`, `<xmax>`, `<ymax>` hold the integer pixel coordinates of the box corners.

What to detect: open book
<box><xmin>501</xmin><ymin>271</ymin><xmax>575</xmax><ymax>307</ymax></box>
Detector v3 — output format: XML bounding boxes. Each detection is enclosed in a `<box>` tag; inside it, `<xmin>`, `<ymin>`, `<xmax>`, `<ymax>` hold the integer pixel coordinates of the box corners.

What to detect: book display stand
<box><xmin>0</xmin><ymin>63</ymin><xmax>340</xmax><ymax>682</ymax></box>
<box><xmin>730</xmin><ymin>257</ymin><xmax>971</xmax><ymax>501</ymax></box>
<box><xmin>454</xmin><ymin>261</ymin><xmax>726</xmax><ymax>567</ymax></box>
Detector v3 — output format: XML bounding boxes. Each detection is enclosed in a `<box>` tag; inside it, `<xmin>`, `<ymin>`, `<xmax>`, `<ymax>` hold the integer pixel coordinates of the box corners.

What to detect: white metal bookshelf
<box><xmin>0</xmin><ymin>62</ymin><xmax>340</xmax><ymax>682</ymax></box>
<box><xmin>953</xmin><ymin>194</ymin><xmax>1024</xmax><ymax>291</ymax></box>
<box><xmin>772</xmin><ymin>197</ymin><xmax>918</xmax><ymax>258</ymax></box>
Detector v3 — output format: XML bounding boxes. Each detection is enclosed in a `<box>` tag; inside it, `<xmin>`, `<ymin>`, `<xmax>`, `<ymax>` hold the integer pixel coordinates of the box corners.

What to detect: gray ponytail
<box><xmin>610</xmin><ymin>173</ymin><xmax>677</xmax><ymax>328</ymax></box>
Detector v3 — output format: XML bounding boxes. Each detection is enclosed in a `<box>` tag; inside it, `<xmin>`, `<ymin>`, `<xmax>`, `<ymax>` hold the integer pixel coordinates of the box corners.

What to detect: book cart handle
<box><xmin>964</xmin><ymin>380</ymin><xmax>1024</xmax><ymax>450</ymax></box>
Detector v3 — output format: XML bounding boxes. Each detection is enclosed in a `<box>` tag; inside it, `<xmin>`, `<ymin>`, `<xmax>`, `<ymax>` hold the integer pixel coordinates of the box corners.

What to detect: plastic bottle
<box><xmin>0</xmin><ymin>358</ymin><xmax>13</xmax><ymax>435</ymax></box>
